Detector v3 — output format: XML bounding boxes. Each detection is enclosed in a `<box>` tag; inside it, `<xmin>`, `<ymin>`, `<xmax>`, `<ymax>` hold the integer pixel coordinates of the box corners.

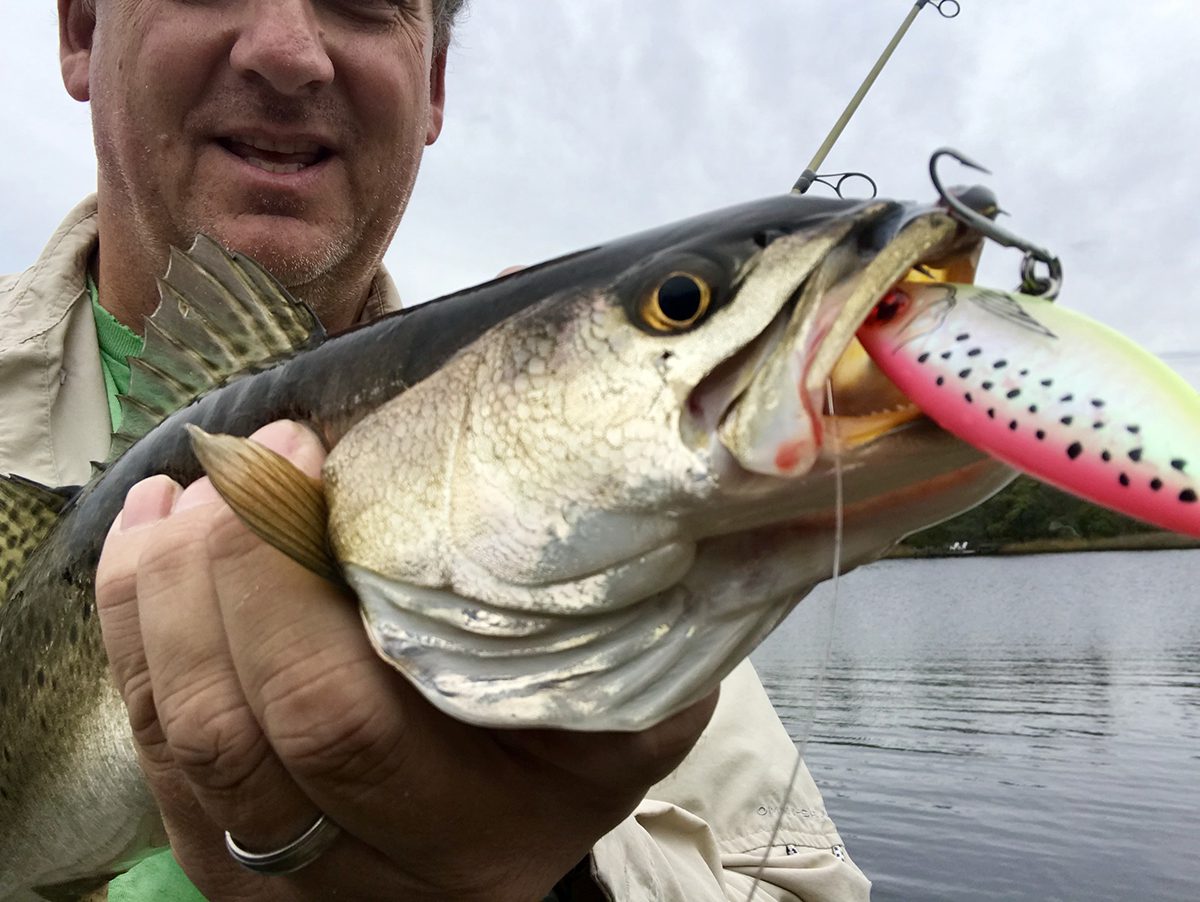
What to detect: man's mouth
<box><xmin>218</xmin><ymin>135</ymin><xmax>332</xmax><ymax>174</ymax></box>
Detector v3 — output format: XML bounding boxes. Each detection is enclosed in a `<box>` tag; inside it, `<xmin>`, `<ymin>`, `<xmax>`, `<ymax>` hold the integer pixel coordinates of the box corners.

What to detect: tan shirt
<box><xmin>0</xmin><ymin>198</ymin><xmax>870</xmax><ymax>901</ymax></box>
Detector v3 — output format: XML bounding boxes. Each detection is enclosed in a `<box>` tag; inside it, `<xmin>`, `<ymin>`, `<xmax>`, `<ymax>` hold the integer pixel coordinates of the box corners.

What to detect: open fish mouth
<box><xmin>690</xmin><ymin>202</ymin><xmax>987</xmax><ymax>478</ymax></box>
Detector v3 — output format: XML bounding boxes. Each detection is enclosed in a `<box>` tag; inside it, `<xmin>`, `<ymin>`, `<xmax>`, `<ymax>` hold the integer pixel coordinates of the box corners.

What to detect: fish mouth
<box><xmin>695</xmin><ymin>203</ymin><xmax>987</xmax><ymax>477</ymax></box>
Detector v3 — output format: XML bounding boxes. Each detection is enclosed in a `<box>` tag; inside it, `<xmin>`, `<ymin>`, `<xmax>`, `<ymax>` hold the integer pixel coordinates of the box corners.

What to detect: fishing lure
<box><xmin>857</xmin><ymin>280</ymin><xmax>1200</xmax><ymax>538</ymax></box>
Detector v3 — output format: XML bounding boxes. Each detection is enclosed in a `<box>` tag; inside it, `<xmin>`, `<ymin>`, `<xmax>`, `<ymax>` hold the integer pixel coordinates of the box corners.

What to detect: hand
<box><xmin>96</xmin><ymin>420</ymin><xmax>717</xmax><ymax>901</ymax></box>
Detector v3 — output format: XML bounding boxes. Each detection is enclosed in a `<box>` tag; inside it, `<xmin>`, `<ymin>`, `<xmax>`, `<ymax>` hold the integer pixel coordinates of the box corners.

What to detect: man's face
<box><xmin>66</xmin><ymin>0</ymin><xmax>445</xmax><ymax>317</ymax></box>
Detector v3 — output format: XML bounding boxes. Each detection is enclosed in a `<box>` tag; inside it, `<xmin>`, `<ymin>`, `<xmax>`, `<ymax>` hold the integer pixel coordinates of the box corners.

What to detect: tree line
<box><xmin>901</xmin><ymin>475</ymin><xmax>1165</xmax><ymax>552</ymax></box>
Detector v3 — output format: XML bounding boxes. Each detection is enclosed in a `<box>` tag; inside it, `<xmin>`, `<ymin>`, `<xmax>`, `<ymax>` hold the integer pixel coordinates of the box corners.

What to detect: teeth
<box><xmin>243</xmin><ymin>158</ymin><xmax>306</xmax><ymax>175</ymax></box>
<box><xmin>230</xmin><ymin>134</ymin><xmax>321</xmax><ymax>155</ymax></box>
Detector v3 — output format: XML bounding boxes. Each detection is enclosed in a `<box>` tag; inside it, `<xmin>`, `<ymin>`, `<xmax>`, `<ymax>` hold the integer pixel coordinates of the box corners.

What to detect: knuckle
<box><xmin>123</xmin><ymin>667</ymin><xmax>165</xmax><ymax>751</ymax></box>
<box><xmin>259</xmin><ymin>654</ymin><xmax>395</xmax><ymax>784</ymax></box>
<box><xmin>157</xmin><ymin>671</ymin><xmax>270</xmax><ymax>793</ymax></box>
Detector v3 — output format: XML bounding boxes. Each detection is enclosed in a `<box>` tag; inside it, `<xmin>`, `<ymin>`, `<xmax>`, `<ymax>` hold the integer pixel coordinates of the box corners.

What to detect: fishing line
<box><xmin>744</xmin><ymin>381</ymin><xmax>846</xmax><ymax>900</ymax></box>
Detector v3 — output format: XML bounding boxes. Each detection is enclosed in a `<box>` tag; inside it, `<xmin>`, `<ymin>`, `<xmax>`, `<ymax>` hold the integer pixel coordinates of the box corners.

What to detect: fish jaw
<box><xmin>325</xmin><ymin>195</ymin><xmax>1011</xmax><ymax>732</ymax></box>
<box><xmin>709</xmin><ymin>209</ymin><xmax>968</xmax><ymax>478</ymax></box>
<box><xmin>857</xmin><ymin>282</ymin><xmax>1200</xmax><ymax>538</ymax></box>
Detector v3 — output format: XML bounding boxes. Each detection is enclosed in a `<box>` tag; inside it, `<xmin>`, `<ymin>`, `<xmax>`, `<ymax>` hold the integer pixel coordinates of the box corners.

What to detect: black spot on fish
<box><xmin>959</xmin><ymin>369</ymin><xmax>972</xmax><ymax>379</ymax></box>
<box><xmin>1172</xmin><ymin>459</ymin><xmax>1187</xmax><ymax>472</ymax></box>
<box><xmin>1061</xmin><ymin>416</ymin><xmax>1074</xmax><ymax>426</ymax></box>
<box><xmin>918</xmin><ymin>352</ymin><xmax>930</xmax><ymax>364</ymax></box>
<box><xmin>968</xmin><ymin>348</ymin><xmax>982</xmax><ymax>357</ymax></box>
<box><xmin>1009</xmin><ymin>420</ymin><xmax>1019</xmax><ymax>431</ymax></box>
<box><xmin>1029</xmin><ymin>405</ymin><xmax>1039</xmax><ymax>414</ymax></box>
<box><xmin>936</xmin><ymin>376</ymin><xmax>945</xmax><ymax>386</ymax></box>
<box><xmin>1119</xmin><ymin>473</ymin><xmax>1131</xmax><ymax>487</ymax></box>
<box><xmin>1182</xmin><ymin>489</ymin><xmax>1198</xmax><ymax>503</ymax></box>
<box><xmin>1129</xmin><ymin>448</ymin><xmax>1143</xmax><ymax>462</ymax></box>
<box><xmin>1093</xmin><ymin>422</ymin><xmax>1105</xmax><ymax>430</ymax></box>
<box><xmin>1092</xmin><ymin>399</ymin><xmax>1105</xmax><ymax>408</ymax></box>
<box><xmin>1019</xmin><ymin>369</ymin><xmax>1029</xmax><ymax>377</ymax></box>
<box><xmin>1060</xmin><ymin>393</ymin><xmax>1074</xmax><ymax>403</ymax></box>
<box><xmin>1102</xmin><ymin>450</ymin><xmax>1112</xmax><ymax>463</ymax></box>
<box><xmin>1151</xmin><ymin>479</ymin><xmax>1163</xmax><ymax>491</ymax></box>
<box><xmin>1067</xmin><ymin>442</ymin><xmax>1083</xmax><ymax>459</ymax></box>
<box><xmin>982</xmin><ymin>381</ymin><xmax>994</xmax><ymax>391</ymax></box>
<box><xmin>1006</xmin><ymin>389</ymin><xmax>1021</xmax><ymax>399</ymax></box>
<box><xmin>956</xmin><ymin>333</ymin><xmax>970</xmax><ymax>342</ymax></box>
<box><xmin>941</xmin><ymin>351</ymin><xmax>953</xmax><ymax>360</ymax></box>
<box><xmin>1127</xmin><ymin>425</ymin><xmax>1141</xmax><ymax>435</ymax></box>
<box><xmin>1041</xmin><ymin>378</ymin><xmax>1054</xmax><ymax>387</ymax></box>
<box><xmin>987</xmin><ymin>408</ymin><xmax>996</xmax><ymax>419</ymax></box>
<box><xmin>993</xmin><ymin>359</ymin><xmax>1008</xmax><ymax>369</ymax></box>
<box><xmin>964</xmin><ymin>393</ymin><xmax>974</xmax><ymax>404</ymax></box>
<box><xmin>1036</xmin><ymin>430</ymin><xmax>1046</xmax><ymax>441</ymax></box>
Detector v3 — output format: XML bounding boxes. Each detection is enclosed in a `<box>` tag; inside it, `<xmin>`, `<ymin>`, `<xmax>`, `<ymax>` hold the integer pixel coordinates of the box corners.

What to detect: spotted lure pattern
<box><xmin>857</xmin><ymin>282</ymin><xmax>1200</xmax><ymax>538</ymax></box>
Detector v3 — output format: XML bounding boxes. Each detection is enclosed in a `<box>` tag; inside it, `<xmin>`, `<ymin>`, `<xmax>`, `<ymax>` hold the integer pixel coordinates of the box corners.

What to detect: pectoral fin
<box><xmin>186</xmin><ymin>426</ymin><xmax>340</xmax><ymax>582</ymax></box>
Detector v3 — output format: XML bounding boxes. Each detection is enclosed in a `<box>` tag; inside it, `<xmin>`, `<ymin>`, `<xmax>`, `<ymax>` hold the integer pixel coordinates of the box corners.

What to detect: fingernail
<box><xmin>120</xmin><ymin>476</ymin><xmax>181</xmax><ymax>530</ymax></box>
<box><xmin>250</xmin><ymin>419</ymin><xmax>311</xmax><ymax>457</ymax></box>
<box><xmin>175</xmin><ymin>478</ymin><xmax>223</xmax><ymax>513</ymax></box>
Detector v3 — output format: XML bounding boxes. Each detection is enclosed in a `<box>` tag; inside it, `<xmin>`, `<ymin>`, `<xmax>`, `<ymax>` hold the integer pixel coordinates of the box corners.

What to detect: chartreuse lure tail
<box><xmin>857</xmin><ymin>282</ymin><xmax>1200</xmax><ymax>538</ymax></box>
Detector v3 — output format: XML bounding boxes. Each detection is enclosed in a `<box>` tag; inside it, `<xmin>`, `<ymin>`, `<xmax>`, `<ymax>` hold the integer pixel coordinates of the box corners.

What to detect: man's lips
<box><xmin>217</xmin><ymin>134</ymin><xmax>332</xmax><ymax>175</ymax></box>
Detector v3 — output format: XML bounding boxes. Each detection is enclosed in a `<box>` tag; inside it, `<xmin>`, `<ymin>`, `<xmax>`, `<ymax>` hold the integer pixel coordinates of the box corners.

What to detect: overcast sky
<box><xmin>3</xmin><ymin>1</ymin><xmax>1198</xmax><ymax>386</ymax></box>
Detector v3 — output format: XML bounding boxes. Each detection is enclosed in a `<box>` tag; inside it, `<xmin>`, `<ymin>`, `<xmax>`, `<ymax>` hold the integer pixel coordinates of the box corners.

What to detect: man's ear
<box><xmin>59</xmin><ymin>0</ymin><xmax>96</xmax><ymax>102</ymax></box>
<box><xmin>426</xmin><ymin>48</ymin><xmax>447</xmax><ymax>145</ymax></box>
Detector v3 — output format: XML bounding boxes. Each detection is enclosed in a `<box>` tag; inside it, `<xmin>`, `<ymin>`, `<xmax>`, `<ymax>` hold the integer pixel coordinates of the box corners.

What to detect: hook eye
<box><xmin>929</xmin><ymin>147</ymin><xmax>1063</xmax><ymax>300</ymax></box>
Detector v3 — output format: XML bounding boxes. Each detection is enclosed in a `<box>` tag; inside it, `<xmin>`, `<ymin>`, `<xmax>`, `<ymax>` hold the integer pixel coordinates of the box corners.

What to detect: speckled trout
<box><xmin>3</xmin><ymin>187</ymin><xmax>1184</xmax><ymax>898</ymax></box>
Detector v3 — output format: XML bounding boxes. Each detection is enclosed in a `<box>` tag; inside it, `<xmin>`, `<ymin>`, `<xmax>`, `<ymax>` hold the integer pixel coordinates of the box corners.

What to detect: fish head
<box><xmin>324</xmin><ymin>191</ymin><xmax>1015</xmax><ymax>730</ymax></box>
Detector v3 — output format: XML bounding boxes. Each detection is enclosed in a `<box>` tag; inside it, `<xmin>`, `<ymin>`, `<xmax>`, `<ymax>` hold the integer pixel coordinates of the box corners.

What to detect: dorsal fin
<box><xmin>106</xmin><ymin>235</ymin><xmax>325</xmax><ymax>460</ymax></box>
<box><xmin>0</xmin><ymin>475</ymin><xmax>74</xmax><ymax>604</ymax></box>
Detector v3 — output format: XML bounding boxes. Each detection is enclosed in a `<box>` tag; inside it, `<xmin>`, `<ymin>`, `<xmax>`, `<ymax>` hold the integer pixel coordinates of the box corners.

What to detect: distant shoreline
<box><xmin>890</xmin><ymin>532</ymin><xmax>1200</xmax><ymax>559</ymax></box>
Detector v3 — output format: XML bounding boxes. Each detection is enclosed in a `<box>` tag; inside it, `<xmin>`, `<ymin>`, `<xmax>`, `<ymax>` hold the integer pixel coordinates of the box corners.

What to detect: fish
<box><xmin>0</xmin><ymin>188</ymin><xmax>1086</xmax><ymax>897</ymax></box>
<box><xmin>856</xmin><ymin>281</ymin><xmax>1200</xmax><ymax>538</ymax></box>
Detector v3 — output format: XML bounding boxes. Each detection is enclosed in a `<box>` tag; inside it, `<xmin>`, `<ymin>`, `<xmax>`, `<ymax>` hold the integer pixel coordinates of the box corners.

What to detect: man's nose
<box><xmin>230</xmin><ymin>1</ymin><xmax>335</xmax><ymax>95</ymax></box>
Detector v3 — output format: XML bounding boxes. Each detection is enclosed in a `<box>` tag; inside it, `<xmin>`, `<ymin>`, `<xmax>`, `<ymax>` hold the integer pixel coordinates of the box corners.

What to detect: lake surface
<box><xmin>751</xmin><ymin>550</ymin><xmax>1200</xmax><ymax>902</ymax></box>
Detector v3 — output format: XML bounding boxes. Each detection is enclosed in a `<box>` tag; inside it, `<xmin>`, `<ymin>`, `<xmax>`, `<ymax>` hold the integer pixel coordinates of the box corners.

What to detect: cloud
<box><xmin>4</xmin><ymin>1</ymin><xmax>1197</xmax><ymax>380</ymax></box>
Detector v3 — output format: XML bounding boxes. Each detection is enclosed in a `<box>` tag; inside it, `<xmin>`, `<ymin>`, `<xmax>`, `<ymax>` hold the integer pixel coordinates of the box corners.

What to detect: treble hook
<box><xmin>929</xmin><ymin>147</ymin><xmax>1063</xmax><ymax>299</ymax></box>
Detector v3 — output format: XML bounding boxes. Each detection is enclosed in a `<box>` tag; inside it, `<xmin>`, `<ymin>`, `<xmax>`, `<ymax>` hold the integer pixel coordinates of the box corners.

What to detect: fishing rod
<box><xmin>793</xmin><ymin>0</ymin><xmax>960</xmax><ymax>197</ymax></box>
<box><xmin>791</xmin><ymin>1</ymin><xmax>1063</xmax><ymax>297</ymax></box>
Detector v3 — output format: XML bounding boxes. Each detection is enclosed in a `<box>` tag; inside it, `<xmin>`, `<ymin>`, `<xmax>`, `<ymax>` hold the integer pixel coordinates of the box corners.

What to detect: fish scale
<box><xmin>857</xmin><ymin>282</ymin><xmax>1200</xmax><ymax>537</ymax></box>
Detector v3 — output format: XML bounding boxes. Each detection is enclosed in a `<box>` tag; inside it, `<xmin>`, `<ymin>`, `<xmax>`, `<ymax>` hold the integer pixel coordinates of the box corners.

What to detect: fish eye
<box><xmin>641</xmin><ymin>272</ymin><xmax>712</xmax><ymax>332</ymax></box>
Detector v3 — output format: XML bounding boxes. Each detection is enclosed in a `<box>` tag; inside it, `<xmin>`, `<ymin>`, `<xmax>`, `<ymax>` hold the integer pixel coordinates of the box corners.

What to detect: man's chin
<box><xmin>201</xmin><ymin>215</ymin><xmax>357</xmax><ymax>289</ymax></box>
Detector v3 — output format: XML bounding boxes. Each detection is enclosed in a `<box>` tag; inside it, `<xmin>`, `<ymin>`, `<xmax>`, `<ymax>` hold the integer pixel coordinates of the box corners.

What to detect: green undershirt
<box><xmin>89</xmin><ymin>274</ymin><xmax>144</xmax><ymax>432</ymax></box>
<box><xmin>90</xmin><ymin>276</ymin><xmax>206</xmax><ymax>900</ymax></box>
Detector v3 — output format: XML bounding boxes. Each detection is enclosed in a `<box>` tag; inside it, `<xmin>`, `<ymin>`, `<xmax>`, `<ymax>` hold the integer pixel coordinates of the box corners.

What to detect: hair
<box><xmin>433</xmin><ymin>0</ymin><xmax>470</xmax><ymax>52</ymax></box>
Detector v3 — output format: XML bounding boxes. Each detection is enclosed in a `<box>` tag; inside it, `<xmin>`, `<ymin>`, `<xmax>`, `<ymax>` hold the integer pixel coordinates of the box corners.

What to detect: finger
<box><xmin>206</xmin><ymin>482</ymin><xmax>411</xmax><ymax>831</ymax></box>
<box><xmin>137</xmin><ymin>420</ymin><xmax>333</xmax><ymax>854</ymax></box>
<box><xmin>95</xmin><ymin>474</ymin><xmax>183</xmax><ymax>777</ymax></box>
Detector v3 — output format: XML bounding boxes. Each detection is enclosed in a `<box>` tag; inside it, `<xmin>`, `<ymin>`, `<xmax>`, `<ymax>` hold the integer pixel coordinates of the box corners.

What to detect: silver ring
<box><xmin>224</xmin><ymin>813</ymin><xmax>341</xmax><ymax>876</ymax></box>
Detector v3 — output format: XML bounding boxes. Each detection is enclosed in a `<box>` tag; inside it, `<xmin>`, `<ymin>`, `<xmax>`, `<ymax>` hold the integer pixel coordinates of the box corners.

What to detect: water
<box><xmin>751</xmin><ymin>550</ymin><xmax>1200</xmax><ymax>902</ymax></box>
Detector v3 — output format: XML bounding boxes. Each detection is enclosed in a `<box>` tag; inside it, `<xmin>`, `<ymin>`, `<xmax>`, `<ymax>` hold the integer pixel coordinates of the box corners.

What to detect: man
<box><xmin>0</xmin><ymin>1</ymin><xmax>870</xmax><ymax>898</ymax></box>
